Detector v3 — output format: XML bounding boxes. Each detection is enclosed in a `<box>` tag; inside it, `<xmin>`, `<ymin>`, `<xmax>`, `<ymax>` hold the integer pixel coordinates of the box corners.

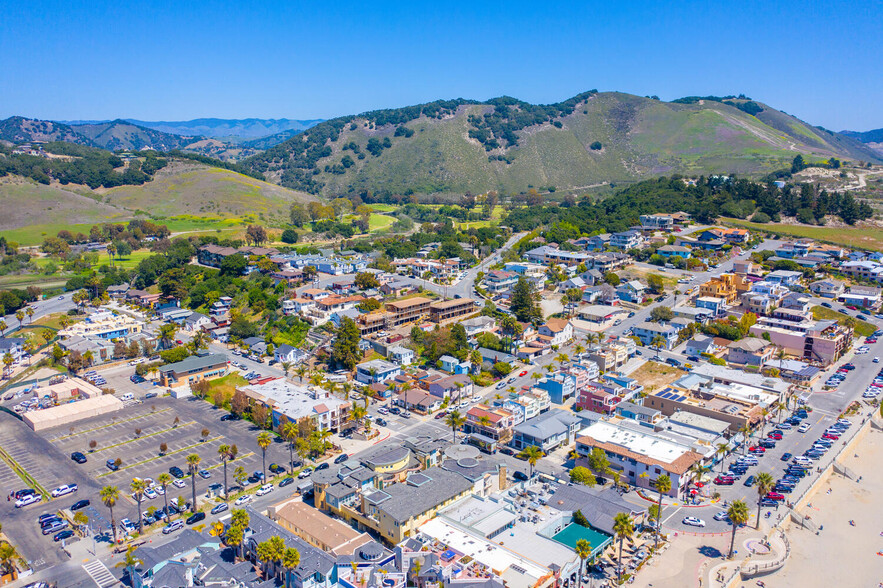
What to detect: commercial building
<box><xmin>270</xmin><ymin>499</ymin><xmax>373</xmax><ymax>556</ymax></box>
<box><xmin>158</xmin><ymin>353</ymin><xmax>228</xmax><ymax>389</ymax></box>
<box><xmin>575</xmin><ymin>420</ymin><xmax>704</xmax><ymax>496</ymax></box>
<box><xmin>241</xmin><ymin>378</ymin><xmax>351</xmax><ymax>432</ymax></box>
<box><xmin>749</xmin><ymin>319</ymin><xmax>851</xmax><ymax>366</ymax></box>
<box><xmin>24</xmin><ymin>394</ymin><xmax>125</xmax><ymax>431</ymax></box>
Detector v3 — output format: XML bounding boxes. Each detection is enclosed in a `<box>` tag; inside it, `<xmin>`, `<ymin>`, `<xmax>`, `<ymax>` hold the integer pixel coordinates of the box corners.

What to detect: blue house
<box><xmin>512</xmin><ymin>409</ymin><xmax>582</xmax><ymax>452</ymax></box>
<box><xmin>355</xmin><ymin>359</ymin><xmax>401</xmax><ymax>385</ymax></box>
<box><xmin>656</xmin><ymin>245</ymin><xmax>692</xmax><ymax>259</ymax></box>
<box><xmin>534</xmin><ymin>373</ymin><xmax>577</xmax><ymax>404</ymax></box>
<box><xmin>616</xmin><ymin>280</ymin><xmax>646</xmax><ymax>303</ymax></box>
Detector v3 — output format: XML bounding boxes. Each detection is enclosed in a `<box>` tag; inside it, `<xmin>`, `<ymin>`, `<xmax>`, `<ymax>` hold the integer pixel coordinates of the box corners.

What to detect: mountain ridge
<box><xmin>241</xmin><ymin>91</ymin><xmax>882</xmax><ymax>198</ymax></box>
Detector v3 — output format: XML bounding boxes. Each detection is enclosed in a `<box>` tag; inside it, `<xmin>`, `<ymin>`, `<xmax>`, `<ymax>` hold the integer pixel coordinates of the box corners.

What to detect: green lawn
<box><xmin>369</xmin><ymin>214</ymin><xmax>396</xmax><ymax>231</ymax></box>
<box><xmin>811</xmin><ymin>305</ymin><xmax>876</xmax><ymax>337</ymax></box>
<box><xmin>1</xmin><ymin>223</ymin><xmax>99</xmax><ymax>246</ymax></box>
<box><xmin>722</xmin><ymin>218</ymin><xmax>883</xmax><ymax>252</ymax></box>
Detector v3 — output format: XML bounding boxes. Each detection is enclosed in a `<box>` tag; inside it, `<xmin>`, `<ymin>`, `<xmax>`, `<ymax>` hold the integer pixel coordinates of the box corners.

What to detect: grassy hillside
<box><xmin>244</xmin><ymin>91</ymin><xmax>883</xmax><ymax>198</ymax></box>
<box><xmin>73</xmin><ymin>120</ymin><xmax>197</xmax><ymax>151</ymax></box>
<box><xmin>103</xmin><ymin>162</ymin><xmax>317</xmax><ymax>221</ymax></box>
<box><xmin>722</xmin><ymin>217</ymin><xmax>883</xmax><ymax>251</ymax></box>
<box><xmin>0</xmin><ymin>161</ymin><xmax>317</xmax><ymax>243</ymax></box>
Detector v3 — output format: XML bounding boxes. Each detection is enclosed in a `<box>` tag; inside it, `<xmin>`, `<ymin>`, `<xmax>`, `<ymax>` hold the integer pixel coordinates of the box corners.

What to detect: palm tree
<box><xmin>653</xmin><ymin>474</ymin><xmax>671</xmax><ymax>549</ymax></box>
<box><xmin>25</xmin><ymin>307</ymin><xmax>34</xmax><ymax>323</ymax></box>
<box><xmin>226</xmin><ymin>523</ymin><xmax>245</xmax><ymax>562</ymax></box>
<box><xmin>715</xmin><ymin>442</ymin><xmax>730</xmax><ymax>474</ymax></box>
<box><xmin>100</xmin><ymin>485</ymin><xmax>120</xmax><ymax>545</ymax></box>
<box><xmin>186</xmin><ymin>453</ymin><xmax>201</xmax><ymax>513</ymax></box>
<box><xmin>477</xmin><ymin>415</ymin><xmax>492</xmax><ymax>436</ymax></box>
<box><xmin>281</xmin><ymin>547</ymin><xmax>301</xmax><ymax>588</ymax></box>
<box><xmin>114</xmin><ymin>545</ymin><xmax>143</xmax><ymax>583</ymax></box>
<box><xmin>575</xmin><ymin>538</ymin><xmax>592</xmax><ymax>588</ymax></box>
<box><xmin>15</xmin><ymin>310</ymin><xmax>24</xmax><ymax>328</ymax></box>
<box><xmin>281</xmin><ymin>422</ymin><xmax>298</xmax><ymax>470</ymax></box>
<box><xmin>753</xmin><ymin>472</ymin><xmax>775</xmax><ymax>530</ymax></box>
<box><xmin>759</xmin><ymin>407</ymin><xmax>770</xmax><ymax>438</ymax></box>
<box><xmin>0</xmin><ymin>320</ymin><xmax>6</xmax><ymax>335</ymax></box>
<box><xmin>726</xmin><ymin>500</ymin><xmax>750</xmax><ymax>559</ymax></box>
<box><xmin>445</xmin><ymin>410</ymin><xmax>465</xmax><ymax>443</ymax></box>
<box><xmin>218</xmin><ymin>444</ymin><xmax>232</xmax><ymax>501</ymax></box>
<box><xmin>157</xmin><ymin>473</ymin><xmax>172</xmax><ymax>521</ymax></box>
<box><xmin>131</xmin><ymin>478</ymin><xmax>147</xmax><ymax>535</ymax></box>
<box><xmin>295</xmin><ymin>364</ymin><xmax>307</xmax><ymax>383</ymax></box>
<box><xmin>280</xmin><ymin>361</ymin><xmax>292</xmax><ymax>378</ymax></box>
<box><xmin>612</xmin><ymin>512</ymin><xmax>634</xmax><ymax>585</ymax></box>
<box><xmin>257</xmin><ymin>431</ymin><xmax>272</xmax><ymax>483</ymax></box>
<box><xmin>518</xmin><ymin>446</ymin><xmax>544</xmax><ymax>479</ymax></box>
<box><xmin>738</xmin><ymin>423</ymin><xmax>751</xmax><ymax>455</ymax></box>
<box><xmin>651</xmin><ymin>335</ymin><xmax>667</xmax><ymax>359</ymax></box>
<box><xmin>257</xmin><ymin>535</ymin><xmax>286</xmax><ymax>579</ymax></box>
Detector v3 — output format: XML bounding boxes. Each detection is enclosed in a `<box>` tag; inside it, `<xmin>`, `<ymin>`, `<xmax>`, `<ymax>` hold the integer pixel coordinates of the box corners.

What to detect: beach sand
<box><xmin>773</xmin><ymin>422</ymin><xmax>882</xmax><ymax>587</ymax></box>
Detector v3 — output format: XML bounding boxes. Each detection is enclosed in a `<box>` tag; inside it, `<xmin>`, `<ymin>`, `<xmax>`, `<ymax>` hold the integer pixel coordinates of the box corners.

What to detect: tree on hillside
<box><xmin>220</xmin><ymin>254</ymin><xmax>247</xmax><ymax>276</ymax></box>
<box><xmin>290</xmin><ymin>204</ymin><xmax>309</xmax><ymax>227</ymax></box>
<box><xmin>354</xmin><ymin>272</ymin><xmax>380</xmax><ymax>290</ymax></box>
<box><xmin>647</xmin><ymin>274</ymin><xmax>665</xmax><ymax>294</ymax></box>
<box><xmin>246</xmin><ymin>225</ymin><xmax>268</xmax><ymax>246</ymax></box>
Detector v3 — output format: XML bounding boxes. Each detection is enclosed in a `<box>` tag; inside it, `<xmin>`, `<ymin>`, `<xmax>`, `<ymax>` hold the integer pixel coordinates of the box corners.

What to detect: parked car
<box><xmin>713</xmin><ymin>511</ymin><xmax>729</xmax><ymax>521</ymax></box>
<box><xmin>334</xmin><ymin>454</ymin><xmax>349</xmax><ymax>464</ymax></box>
<box><xmin>211</xmin><ymin>503</ymin><xmax>229</xmax><ymax>515</ymax></box>
<box><xmin>169</xmin><ymin>466</ymin><xmax>185</xmax><ymax>478</ymax></box>
<box><xmin>186</xmin><ymin>512</ymin><xmax>206</xmax><ymax>525</ymax></box>
<box><xmin>106</xmin><ymin>459</ymin><xmax>120</xmax><ymax>471</ymax></box>
<box><xmin>50</xmin><ymin>484</ymin><xmax>77</xmax><ymax>498</ymax></box>
<box><xmin>162</xmin><ymin>520</ymin><xmax>185</xmax><ymax>534</ymax></box>
<box><xmin>743</xmin><ymin>475</ymin><xmax>755</xmax><ymax>487</ymax></box>
<box><xmin>256</xmin><ymin>484</ymin><xmax>275</xmax><ymax>497</ymax></box>
<box><xmin>682</xmin><ymin>516</ymin><xmax>705</xmax><ymax>527</ymax></box>
<box><xmin>279</xmin><ymin>477</ymin><xmax>294</xmax><ymax>488</ymax></box>
<box><xmin>234</xmin><ymin>495</ymin><xmax>251</xmax><ymax>506</ymax></box>
<box><xmin>53</xmin><ymin>529</ymin><xmax>75</xmax><ymax>542</ymax></box>
<box><xmin>70</xmin><ymin>452</ymin><xmax>87</xmax><ymax>464</ymax></box>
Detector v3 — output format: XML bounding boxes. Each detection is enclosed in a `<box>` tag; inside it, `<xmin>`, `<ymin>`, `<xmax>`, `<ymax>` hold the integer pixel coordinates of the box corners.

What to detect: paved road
<box><xmin>2</xmin><ymin>293</ymin><xmax>75</xmax><ymax>334</ymax></box>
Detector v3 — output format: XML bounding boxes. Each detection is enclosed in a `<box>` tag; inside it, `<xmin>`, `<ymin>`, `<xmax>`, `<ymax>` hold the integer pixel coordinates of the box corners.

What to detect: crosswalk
<box><xmin>82</xmin><ymin>559</ymin><xmax>117</xmax><ymax>587</ymax></box>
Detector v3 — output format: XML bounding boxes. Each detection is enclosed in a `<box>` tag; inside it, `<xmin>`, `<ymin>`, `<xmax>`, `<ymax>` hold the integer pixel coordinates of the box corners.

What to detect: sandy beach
<box><xmin>773</xmin><ymin>422</ymin><xmax>882</xmax><ymax>587</ymax></box>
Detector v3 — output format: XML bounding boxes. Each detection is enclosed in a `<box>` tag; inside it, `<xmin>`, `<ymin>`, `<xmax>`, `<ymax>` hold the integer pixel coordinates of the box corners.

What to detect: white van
<box><xmin>120</xmin><ymin>393</ymin><xmax>135</xmax><ymax>402</ymax></box>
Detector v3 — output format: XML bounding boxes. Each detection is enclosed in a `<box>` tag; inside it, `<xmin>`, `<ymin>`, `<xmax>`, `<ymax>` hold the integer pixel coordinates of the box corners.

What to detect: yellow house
<box><xmin>698</xmin><ymin>273</ymin><xmax>750</xmax><ymax>304</ymax></box>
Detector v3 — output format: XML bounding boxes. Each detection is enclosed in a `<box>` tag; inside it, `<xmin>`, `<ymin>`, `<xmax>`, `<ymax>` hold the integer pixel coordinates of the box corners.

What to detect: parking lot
<box><xmin>0</xmin><ymin>396</ymin><xmax>295</xmax><ymax>570</ymax></box>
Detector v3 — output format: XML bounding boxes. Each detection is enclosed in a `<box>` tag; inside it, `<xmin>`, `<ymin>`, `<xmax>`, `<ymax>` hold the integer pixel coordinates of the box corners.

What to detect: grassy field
<box><xmin>810</xmin><ymin>305</ymin><xmax>876</xmax><ymax>337</ymax></box>
<box><xmin>368</xmin><ymin>214</ymin><xmax>396</xmax><ymax>231</ymax></box>
<box><xmin>630</xmin><ymin>360</ymin><xmax>682</xmax><ymax>390</ymax></box>
<box><xmin>722</xmin><ymin>218</ymin><xmax>883</xmax><ymax>251</ymax></box>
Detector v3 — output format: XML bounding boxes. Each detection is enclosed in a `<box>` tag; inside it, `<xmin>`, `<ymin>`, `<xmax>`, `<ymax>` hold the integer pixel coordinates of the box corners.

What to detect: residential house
<box><xmin>511</xmin><ymin>409</ymin><xmax>582</xmax><ymax>452</ymax></box>
<box><xmin>809</xmin><ymin>279</ymin><xmax>845</xmax><ymax>299</ymax></box>
<box><xmin>656</xmin><ymin>245</ymin><xmax>692</xmax><ymax>259</ymax></box>
<box><xmin>726</xmin><ymin>338</ymin><xmax>774</xmax><ymax>367</ymax></box>
<box><xmin>685</xmin><ymin>335</ymin><xmax>723</xmax><ymax>357</ymax></box>
<box><xmin>537</xmin><ymin>318</ymin><xmax>573</xmax><ymax>346</ymax></box>
<box><xmin>631</xmin><ymin>322</ymin><xmax>678</xmax><ymax>349</ymax></box>
<box><xmin>484</xmin><ymin>271</ymin><xmax>519</xmax><ymax>294</ymax></box>
<box><xmin>616</xmin><ymin>280</ymin><xmax>646</xmax><ymax>303</ymax></box>
<box><xmin>639</xmin><ymin>214</ymin><xmax>675</xmax><ymax>231</ymax></box>
<box><xmin>699</xmin><ymin>273</ymin><xmax>751</xmax><ymax>304</ymax></box>
<box><xmin>0</xmin><ymin>337</ymin><xmax>26</xmax><ymax>361</ymax></box>
<box><xmin>387</xmin><ymin>346</ymin><xmax>416</xmax><ymax>366</ymax></box>
<box><xmin>355</xmin><ymin>359</ymin><xmax>401</xmax><ymax>385</ymax></box>
<box><xmin>764</xmin><ymin>270</ymin><xmax>803</xmax><ymax>287</ymax></box>
<box><xmin>274</xmin><ymin>344</ymin><xmax>308</xmax><ymax>365</ymax></box>
<box><xmin>428</xmin><ymin>375</ymin><xmax>473</xmax><ymax>400</ymax></box>
<box><xmin>464</xmin><ymin>404</ymin><xmax>517</xmax><ymax>441</ymax></box>
<box><xmin>533</xmin><ymin>373</ymin><xmax>576</xmax><ymax>404</ymax></box>
<box><xmin>609</xmin><ymin>230</ymin><xmax>644</xmax><ymax>250</ymax></box>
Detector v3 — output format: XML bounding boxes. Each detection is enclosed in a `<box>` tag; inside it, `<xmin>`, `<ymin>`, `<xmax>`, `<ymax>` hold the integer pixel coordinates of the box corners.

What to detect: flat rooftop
<box><xmin>578</xmin><ymin>420</ymin><xmax>694</xmax><ymax>464</ymax></box>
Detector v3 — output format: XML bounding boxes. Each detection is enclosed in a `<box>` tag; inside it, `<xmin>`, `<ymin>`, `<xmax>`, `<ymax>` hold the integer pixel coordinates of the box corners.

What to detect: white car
<box><xmin>153</xmin><ymin>485</ymin><xmax>165</xmax><ymax>495</ymax></box>
<box><xmin>144</xmin><ymin>488</ymin><xmax>158</xmax><ymax>499</ymax></box>
<box><xmin>172</xmin><ymin>479</ymin><xmax>186</xmax><ymax>488</ymax></box>
<box><xmin>51</xmin><ymin>484</ymin><xmax>78</xmax><ymax>498</ymax></box>
<box><xmin>234</xmin><ymin>494</ymin><xmax>252</xmax><ymax>506</ymax></box>
<box><xmin>874</xmin><ymin>357</ymin><xmax>880</xmax><ymax>363</ymax></box>
<box><xmin>256</xmin><ymin>484</ymin><xmax>274</xmax><ymax>497</ymax></box>
<box><xmin>15</xmin><ymin>494</ymin><xmax>42</xmax><ymax>508</ymax></box>
<box><xmin>683</xmin><ymin>516</ymin><xmax>706</xmax><ymax>528</ymax></box>
<box><xmin>798</xmin><ymin>423</ymin><xmax>811</xmax><ymax>433</ymax></box>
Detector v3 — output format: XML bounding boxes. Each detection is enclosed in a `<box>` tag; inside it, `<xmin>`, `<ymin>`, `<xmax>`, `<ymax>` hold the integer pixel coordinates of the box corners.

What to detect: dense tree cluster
<box><xmin>0</xmin><ymin>142</ymin><xmax>167</xmax><ymax>188</ymax></box>
<box><xmin>504</xmin><ymin>175</ymin><xmax>873</xmax><ymax>236</ymax></box>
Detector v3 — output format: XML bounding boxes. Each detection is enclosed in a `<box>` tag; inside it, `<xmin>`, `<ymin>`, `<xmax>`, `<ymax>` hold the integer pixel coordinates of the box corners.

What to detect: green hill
<box><xmin>243</xmin><ymin>91</ymin><xmax>883</xmax><ymax>198</ymax></box>
<box><xmin>72</xmin><ymin>119</ymin><xmax>198</xmax><ymax>151</ymax></box>
<box><xmin>0</xmin><ymin>160</ymin><xmax>317</xmax><ymax>240</ymax></box>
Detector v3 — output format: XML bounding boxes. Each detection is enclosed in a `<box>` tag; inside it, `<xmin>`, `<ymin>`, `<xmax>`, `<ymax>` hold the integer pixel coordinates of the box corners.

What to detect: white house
<box><xmin>274</xmin><ymin>344</ymin><xmax>308</xmax><ymax>365</ymax></box>
<box><xmin>538</xmin><ymin>319</ymin><xmax>574</xmax><ymax>346</ymax></box>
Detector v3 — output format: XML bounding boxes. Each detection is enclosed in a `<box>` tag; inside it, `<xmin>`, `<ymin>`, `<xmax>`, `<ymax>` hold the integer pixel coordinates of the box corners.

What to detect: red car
<box><xmin>822</xmin><ymin>433</ymin><xmax>839</xmax><ymax>440</ymax></box>
<box><xmin>519</xmin><ymin>371</ymin><xmax>528</xmax><ymax>377</ymax></box>
<box><xmin>845</xmin><ymin>305</ymin><xmax>858</xmax><ymax>311</ymax></box>
<box><xmin>749</xmin><ymin>446</ymin><xmax>766</xmax><ymax>454</ymax></box>
<box><xmin>714</xmin><ymin>477</ymin><xmax>735</xmax><ymax>485</ymax></box>
<box><xmin>867</xmin><ymin>339</ymin><xmax>878</xmax><ymax>344</ymax></box>
<box><xmin>768</xmin><ymin>433</ymin><xmax>783</xmax><ymax>440</ymax></box>
<box><xmin>434</xmin><ymin>411</ymin><xmax>447</xmax><ymax>420</ymax></box>
<box><xmin>766</xmin><ymin>492</ymin><xmax>785</xmax><ymax>501</ymax></box>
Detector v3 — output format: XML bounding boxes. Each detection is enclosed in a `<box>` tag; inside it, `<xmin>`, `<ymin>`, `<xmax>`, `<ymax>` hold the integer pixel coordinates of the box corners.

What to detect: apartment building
<box><xmin>240</xmin><ymin>378</ymin><xmax>350</xmax><ymax>433</ymax></box>
<box><xmin>698</xmin><ymin>273</ymin><xmax>751</xmax><ymax>304</ymax></box>
<box><xmin>428</xmin><ymin>298</ymin><xmax>476</xmax><ymax>323</ymax></box>
<box><xmin>386</xmin><ymin>297</ymin><xmax>433</xmax><ymax>326</ymax></box>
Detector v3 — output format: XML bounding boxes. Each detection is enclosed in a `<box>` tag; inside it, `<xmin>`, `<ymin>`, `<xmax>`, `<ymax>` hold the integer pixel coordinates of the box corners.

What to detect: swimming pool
<box><xmin>552</xmin><ymin>523</ymin><xmax>612</xmax><ymax>556</ymax></box>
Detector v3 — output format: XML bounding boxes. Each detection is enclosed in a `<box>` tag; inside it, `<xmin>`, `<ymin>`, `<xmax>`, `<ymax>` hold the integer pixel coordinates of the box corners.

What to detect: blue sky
<box><xmin>2</xmin><ymin>0</ymin><xmax>881</xmax><ymax>130</ymax></box>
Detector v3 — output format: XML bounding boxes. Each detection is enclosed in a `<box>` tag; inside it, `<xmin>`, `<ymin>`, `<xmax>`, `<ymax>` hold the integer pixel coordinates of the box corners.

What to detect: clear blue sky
<box><xmin>2</xmin><ymin>0</ymin><xmax>881</xmax><ymax>130</ymax></box>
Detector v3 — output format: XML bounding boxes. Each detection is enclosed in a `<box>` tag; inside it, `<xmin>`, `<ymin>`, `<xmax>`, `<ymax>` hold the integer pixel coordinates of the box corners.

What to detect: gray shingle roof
<box><xmin>369</xmin><ymin>466</ymin><xmax>473</xmax><ymax>523</ymax></box>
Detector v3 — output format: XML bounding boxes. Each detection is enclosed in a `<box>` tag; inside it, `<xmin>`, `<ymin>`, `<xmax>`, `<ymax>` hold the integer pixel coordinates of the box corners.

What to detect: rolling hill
<box><xmin>72</xmin><ymin>120</ymin><xmax>198</xmax><ymax>151</ymax></box>
<box><xmin>125</xmin><ymin>117</ymin><xmax>323</xmax><ymax>140</ymax></box>
<box><xmin>243</xmin><ymin>91</ymin><xmax>883</xmax><ymax>198</ymax></box>
<box><xmin>0</xmin><ymin>160</ymin><xmax>317</xmax><ymax>236</ymax></box>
